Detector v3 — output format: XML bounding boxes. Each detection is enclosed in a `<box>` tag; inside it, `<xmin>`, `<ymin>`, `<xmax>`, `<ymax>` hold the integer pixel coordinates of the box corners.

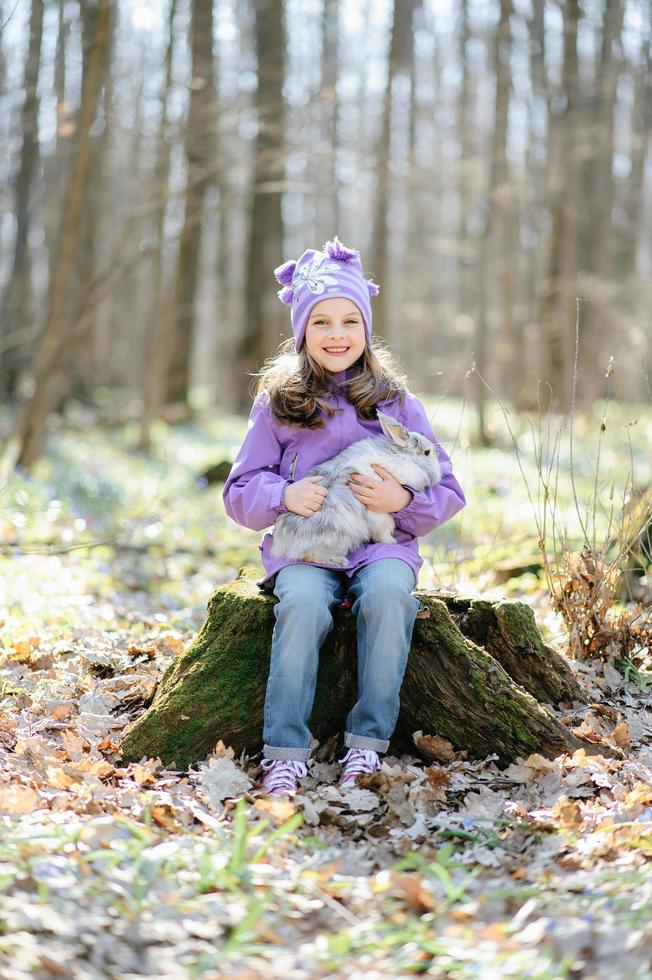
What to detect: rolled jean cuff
<box><xmin>344</xmin><ymin>732</ymin><xmax>389</xmax><ymax>753</ymax></box>
<box><xmin>263</xmin><ymin>743</ymin><xmax>311</xmax><ymax>762</ymax></box>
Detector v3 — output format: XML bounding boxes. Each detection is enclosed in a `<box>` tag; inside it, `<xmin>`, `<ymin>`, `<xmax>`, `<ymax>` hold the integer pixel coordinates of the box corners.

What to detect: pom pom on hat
<box><xmin>323</xmin><ymin>235</ymin><xmax>360</xmax><ymax>263</ymax></box>
<box><xmin>367</xmin><ymin>280</ymin><xmax>380</xmax><ymax>296</ymax></box>
<box><xmin>274</xmin><ymin>259</ymin><xmax>297</xmax><ymax>286</ymax></box>
<box><xmin>277</xmin><ymin>285</ymin><xmax>295</xmax><ymax>305</ymax></box>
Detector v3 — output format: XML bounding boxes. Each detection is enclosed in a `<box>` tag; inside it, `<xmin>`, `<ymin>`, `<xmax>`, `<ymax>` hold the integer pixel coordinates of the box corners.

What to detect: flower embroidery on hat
<box><xmin>292</xmin><ymin>254</ymin><xmax>341</xmax><ymax>295</ymax></box>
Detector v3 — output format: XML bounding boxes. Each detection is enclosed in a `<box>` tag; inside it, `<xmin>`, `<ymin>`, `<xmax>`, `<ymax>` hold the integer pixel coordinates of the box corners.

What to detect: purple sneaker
<box><xmin>261</xmin><ymin>758</ymin><xmax>308</xmax><ymax>796</ymax></box>
<box><xmin>338</xmin><ymin>748</ymin><xmax>381</xmax><ymax>789</ymax></box>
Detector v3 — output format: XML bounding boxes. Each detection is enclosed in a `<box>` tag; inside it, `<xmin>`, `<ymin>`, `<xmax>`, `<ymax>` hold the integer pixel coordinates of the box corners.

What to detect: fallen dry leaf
<box><xmin>413</xmin><ymin>730</ymin><xmax>456</xmax><ymax>762</ymax></box>
<box><xmin>131</xmin><ymin>762</ymin><xmax>158</xmax><ymax>787</ymax></box>
<box><xmin>127</xmin><ymin>645</ymin><xmax>157</xmax><ymax>659</ymax></box>
<box><xmin>46</xmin><ymin>766</ymin><xmax>75</xmax><ymax>790</ymax></box>
<box><xmin>150</xmin><ymin>804</ymin><xmax>183</xmax><ymax>832</ymax></box>
<box><xmin>552</xmin><ymin>797</ymin><xmax>583</xmax><ymax>829</ymax></box>
<box><xmin>196</xmin><ymin>755</ymin><xmax>252</xmax><ymax>810</ymax></box>
<box><xmin>389</xmin><ymin>872</ymin><xmax>437</xmax><ymax>913</ymax></box>
<box><xmin>254</xmin><ymin>796</ymin><xmax>297</xmax><ymax>823</ymax></box>
<box><xmin>0</xmin><ymin>785</ymin><xmax>39</xmax><ymax>814</ymax></box>
<box><xmin>66</xmin><ymin>758</ymin><xmax>115</xmax><ymax>781</ymax></box>
<box><xmin>49</xmin><ymin>701</ymin><xmax>74</xmax><ymax>721</ymax></box>
<box><xmin>610</xmin><ymin>720</ymin><xmax>632</xmax><ymax>751</ymax></box>
<box><xmin>60</xmin><ymin>730</ymin><xmax>88</xmax><ymax>761</ymax></box>
<box><xmin>212</xmin><ymin>739</ymin><xmax>235</xmax><ymax>759</ymax></box>
<box><xmin>424</xmin><ymin>765</ymin><xmax>452</xmax><ymax>791</ymax></box>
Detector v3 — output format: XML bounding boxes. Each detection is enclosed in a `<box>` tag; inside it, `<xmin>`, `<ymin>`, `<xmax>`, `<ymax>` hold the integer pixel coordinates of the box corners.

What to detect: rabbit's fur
<box><xmin>271</xmin><ymin>410</ymin><xmax>442</xmax><ymax>566</ymax></box>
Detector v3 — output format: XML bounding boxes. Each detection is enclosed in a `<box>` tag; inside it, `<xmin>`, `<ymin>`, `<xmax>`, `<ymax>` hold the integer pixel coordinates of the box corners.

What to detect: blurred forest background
<box><xmin>1</xmin><ymin>6</ymin><xmax>652</xmax><ymax>971</ymax></box>
<box><xmin>1</xmin><ymin>0</ymin><xmax>651</xmax><ymax>469</ymax></box>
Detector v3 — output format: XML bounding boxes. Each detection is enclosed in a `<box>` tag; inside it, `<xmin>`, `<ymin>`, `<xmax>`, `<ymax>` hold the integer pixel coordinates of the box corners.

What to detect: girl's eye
<box><xmin>314</xmin><ymin>320</ymin><xmax>358</xmax><ymax>325</ymax></box>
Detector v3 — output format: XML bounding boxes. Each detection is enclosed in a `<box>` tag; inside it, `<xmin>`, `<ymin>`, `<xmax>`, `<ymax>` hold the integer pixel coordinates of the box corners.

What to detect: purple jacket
<box><xmin>222</xmin><ymin>369</ymin><xmax>466</xmax><ymax>592</ymax></box>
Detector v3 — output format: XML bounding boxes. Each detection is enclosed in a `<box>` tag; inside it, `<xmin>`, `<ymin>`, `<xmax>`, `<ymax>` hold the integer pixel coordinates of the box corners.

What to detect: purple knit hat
<box><xmin>274</xmin><ymin>236</ymin><xmax>380</xmax><ymax>353</ymax></box>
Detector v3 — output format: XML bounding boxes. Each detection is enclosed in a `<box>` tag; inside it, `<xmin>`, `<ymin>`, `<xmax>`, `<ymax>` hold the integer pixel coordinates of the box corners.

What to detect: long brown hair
<box><xmin>253</xmin><ymin>337</ymin><xmax>409</xmax><ymax>428</ymax></box>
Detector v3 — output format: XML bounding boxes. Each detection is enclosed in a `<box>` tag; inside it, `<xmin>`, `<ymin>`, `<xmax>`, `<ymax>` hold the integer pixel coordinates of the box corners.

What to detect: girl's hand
<box><xmin>284</xmin><ymin>475</ymin><xmax>328</xmax><ymax>517</ymax></box>
<box><xmin>347</xmin><ymin>464</ymin><xmax>413</xmax><ymax>513</ymax></box>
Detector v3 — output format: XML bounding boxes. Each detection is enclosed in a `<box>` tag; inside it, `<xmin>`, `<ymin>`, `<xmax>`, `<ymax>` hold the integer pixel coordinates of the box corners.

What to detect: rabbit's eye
<box><xmin>424</xmin><ymin>449</ymin><xmax>431</xmax><ymax>456</ymax></box>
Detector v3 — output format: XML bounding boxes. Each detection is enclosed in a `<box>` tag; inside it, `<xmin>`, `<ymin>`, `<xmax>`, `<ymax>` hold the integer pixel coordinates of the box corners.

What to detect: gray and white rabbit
<box><xmin>271</xmin><ymin>410</ymin><xmax>442</xmax><ymax>566</ymax></box>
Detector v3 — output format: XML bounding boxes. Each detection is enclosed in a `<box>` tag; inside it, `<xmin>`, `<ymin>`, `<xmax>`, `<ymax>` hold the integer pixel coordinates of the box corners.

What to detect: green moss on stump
<box><xmin>121</xmin><ymin>567</ymin><xmax>592</xmax><ymax>770</ymax></box>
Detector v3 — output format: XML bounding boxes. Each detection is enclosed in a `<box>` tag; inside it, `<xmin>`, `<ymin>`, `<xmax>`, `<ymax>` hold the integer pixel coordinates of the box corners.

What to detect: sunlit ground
<box><xmin>0</xmin><ymin>394</ymin><xmax>650</xmax><ymax>977</ymax></box>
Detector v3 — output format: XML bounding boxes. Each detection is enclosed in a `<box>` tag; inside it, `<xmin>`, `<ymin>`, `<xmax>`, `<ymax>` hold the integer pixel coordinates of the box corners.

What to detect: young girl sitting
<box><xmin>223</xmin><ymin>237</ymin><xmax>466</xmax><ymax>796</ymax></box>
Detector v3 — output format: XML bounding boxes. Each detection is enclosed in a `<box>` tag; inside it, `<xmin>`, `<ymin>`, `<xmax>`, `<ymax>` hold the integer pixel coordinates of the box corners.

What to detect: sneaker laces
<box><xmin>261</xmin><ymin>758</ymin><xmax>307</xmax><ymax>794</ymax></box>
<box><xmin>338</xmin><ymin>747</ymin><xmax>381</xmax><ymax>784</ymax></box>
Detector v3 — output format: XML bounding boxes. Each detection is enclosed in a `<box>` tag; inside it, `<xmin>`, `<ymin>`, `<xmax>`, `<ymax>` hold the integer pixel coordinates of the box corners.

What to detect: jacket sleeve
<box><xmin>390</xmin><ymin>392</ymin><xmax>466</xmax><ymax>537</ymax></box>
<box><xmin>222</xmin><ymin>394</ymin><xmax>290</xmax><ymax>531</ymax></box>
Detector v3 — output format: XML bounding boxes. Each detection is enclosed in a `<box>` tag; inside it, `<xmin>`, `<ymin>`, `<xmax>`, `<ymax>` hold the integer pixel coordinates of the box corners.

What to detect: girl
<box><xmin>223</xmin><ymin>237</ymin><xmax>465</xmax><ymax>796</ymax></box>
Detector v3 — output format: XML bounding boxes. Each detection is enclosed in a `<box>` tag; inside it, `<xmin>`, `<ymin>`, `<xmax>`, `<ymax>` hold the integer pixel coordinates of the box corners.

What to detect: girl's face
<box><xmin>304</xmin><ymin>297</ymin><xmax>366</xmax><ymax>372</ymax></box>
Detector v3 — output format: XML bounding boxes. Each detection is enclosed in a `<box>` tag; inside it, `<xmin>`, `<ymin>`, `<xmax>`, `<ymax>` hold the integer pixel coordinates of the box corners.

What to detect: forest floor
<box><xmin>0</xmin><ymin>396</ymin><xmax>651</xmax><ymax>978</ymax></box>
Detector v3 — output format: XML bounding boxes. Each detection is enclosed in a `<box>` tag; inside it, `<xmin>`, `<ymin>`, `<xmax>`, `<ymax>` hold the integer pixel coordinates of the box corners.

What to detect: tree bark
<box><xmin>315</xmin><ymin>0</ymin><xmax>340</xmax><ymax>234</ymax></box>
<box><xmin>474</xmin><ymin>0</ymin><xmax>513</xmax><ymax>445</ymax></box>
<box><xmin>368</xmin><ymin>0</ymin><xmax>419</xmax><ymax>344</ymax></box>
<box><xmin>236</xmin><ymin>0</ymin><xmax>287</xmax><ymax>415</ymax></box>
<box><xmin>138</xmin><ymin>0</ymin><xmax>179</xmax><ymax>451</ymax></box>
<box><xmin>0</xmin><ymin>0</ymin><xmax>44</xmax><ymax>398</ymax></box>
<box><xmin>539</xmin><ymin>0</ymin><xmax>580</xmax><ymax>412</ymax></box>
<box><xmin>121</xmin><ymin>567</ymin><xmax>591</xmax><ymax>771</ymax></box>
<box><xmin>13</xmin><ymin>0</ymin><xmax>113</xmax><ymax>470</ymax></box>
<box><xmin>581</xmin><ymin>1</ymin><xmax>624</xmax><ymax>402</ymax></box>
<box><xmin>164</xmin><ymin>0</ymin><xmax>218</xmax><ymax>408</ymax></box>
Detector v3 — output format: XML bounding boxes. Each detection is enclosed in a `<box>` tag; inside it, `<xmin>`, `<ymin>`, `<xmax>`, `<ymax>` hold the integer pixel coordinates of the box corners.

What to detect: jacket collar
<box><xmin>325</xmin><ymin>365</ymin><xmax>356</xmax><ymax>392</ymax></box>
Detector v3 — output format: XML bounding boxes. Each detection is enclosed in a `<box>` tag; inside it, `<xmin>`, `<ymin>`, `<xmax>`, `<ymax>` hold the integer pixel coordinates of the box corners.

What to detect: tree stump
<box><xmin>121</xmin><ymin>566</ymin><xmax>591</xmax><ymax>770</ymax></box>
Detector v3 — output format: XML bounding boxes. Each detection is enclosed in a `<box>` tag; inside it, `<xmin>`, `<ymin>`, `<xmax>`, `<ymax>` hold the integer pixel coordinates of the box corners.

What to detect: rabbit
<box><xmin>271</xmin><ymin>410</ymin><xmax>442</xmax><ymax>566</ymax></box>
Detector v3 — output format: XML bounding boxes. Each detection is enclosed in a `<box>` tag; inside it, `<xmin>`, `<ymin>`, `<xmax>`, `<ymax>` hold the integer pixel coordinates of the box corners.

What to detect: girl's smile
<box><xmin>304</xmin><ymin>297</ymin><xmax>366</xmax><ymax>371</ymax></box>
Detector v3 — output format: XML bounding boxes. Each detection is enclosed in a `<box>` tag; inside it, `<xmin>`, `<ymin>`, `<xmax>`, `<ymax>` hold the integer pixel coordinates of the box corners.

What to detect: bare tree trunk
<box><xmin>405</xmin><ymin>7</ymin><xmax>427</xmax><ymax>389</ymax></box>
<box><xmin>368</xmin><ymin>0</ymin><xmax>420</xmax><ymax>342</ymax></box>
<box><xmin>539</xmin><ymin>0</ymin><xmax>580</xmax><ymax>411</ymax></box>
<box><xmin>0</xmin><ymin>0</ymin><xmax>44</xmax><ymax>399</ymax></box>
<box><xmin>474</xmin><ymin>0</ymin><xmax>512</xmax><ymax>444</ymax></box>
<box><xmin>68</xmin><ymin>0</ymin><xmax>116</xmax><ymax>408</ymax></box>
<box><xmin>164</xmin><ymin>0</ymin><xmax>218</xmax><ymax>408</ymax></box>
<box><xmin>456</xmin><ymin>0</ymin><xmax>472</xmax><ymax>323</ymax></box>
<box><xmin>521</xmin><ymin>0</ymin><xmax>546</xmax><ymax>410</ymax></box>
<box><xmin>315</xmin><ymin>0</ymin><xmax>340</xmax><ymax>234</ymax></box>
<box><xmin>618</xmin><ymin>31</ymin><xmax>652</xmax><ymax>280</ymax></box>
<box><xmin>38</xmin><ymin>0</ymin><xmax>73</xmax><ymax>334</ymax></box>
<box><xmin>54</xmin><ymin>0</ymin><xmax>69</xmax><ymax>146</ymax></box>
<box><xmin>491</xmin><ymin>0</ymin><xmax>521</xmax><ymax>405</ymax></box>
<box><xmin>236</xmin><ymin>0</ymin><xmax>287</xmax><ymax>415</ymax></box>
<box><xmin>13</xmin><ymin>0</ymin><xmax>113</xmax><ymax>471</ymax></box>
<box><xmin>583</xmin><ymin>1</ymin><xmax>624</xmax><ymax>402</ymax></box>
<box><xmin>138</xmin><ymin>0</ymin><xmax>178</xmax><ymax>451</ymax></box>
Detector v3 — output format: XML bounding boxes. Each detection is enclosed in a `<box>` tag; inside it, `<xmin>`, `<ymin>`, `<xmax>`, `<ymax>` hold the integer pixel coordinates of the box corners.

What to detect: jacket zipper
<box><xmin>288</xmin><ymin>451</ymin><xmax>299</xmax><ymax>480</ymax></box>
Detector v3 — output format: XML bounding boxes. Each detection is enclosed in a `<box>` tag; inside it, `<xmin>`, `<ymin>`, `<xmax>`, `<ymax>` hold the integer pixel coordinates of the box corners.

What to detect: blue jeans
<box><xmin>263</xmin><ymin>558</ymin><xmax>420</xmax><ymax>761</ymax></box>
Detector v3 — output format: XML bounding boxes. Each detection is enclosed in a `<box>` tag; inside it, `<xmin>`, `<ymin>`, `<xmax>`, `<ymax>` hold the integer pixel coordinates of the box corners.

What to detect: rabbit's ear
<box><xmin>377</xmin><ymin>410</ymin><xmax>410</xmax><ymax>447</ymax></box>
